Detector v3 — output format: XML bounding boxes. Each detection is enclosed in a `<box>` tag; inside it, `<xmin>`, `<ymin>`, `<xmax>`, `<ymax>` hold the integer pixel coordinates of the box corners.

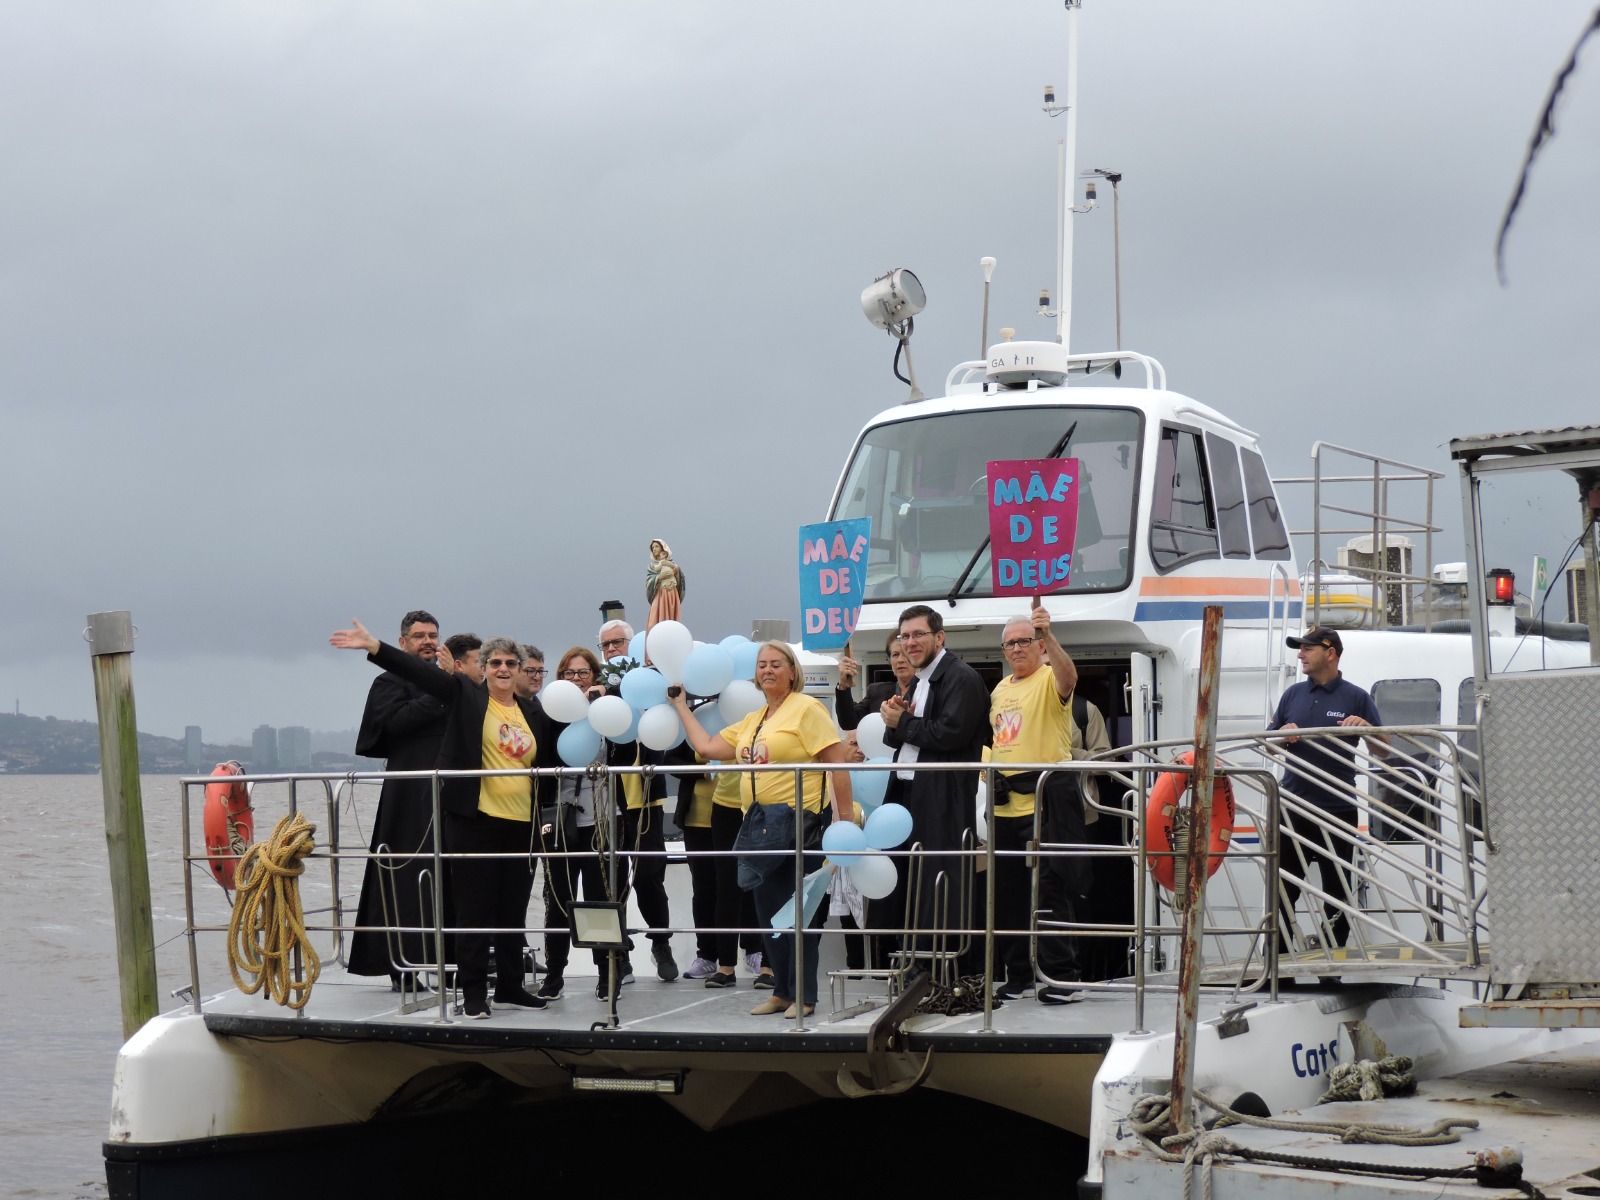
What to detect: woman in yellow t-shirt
<box><xmin>331</xmin><ymin>623</ymin><xmax>559</xmax><ymax>1020</ymax></box>
<box><xmin>674</xmin><ymin>641</ymin><xmax>852</xmax><ymax>1018</ymax></box>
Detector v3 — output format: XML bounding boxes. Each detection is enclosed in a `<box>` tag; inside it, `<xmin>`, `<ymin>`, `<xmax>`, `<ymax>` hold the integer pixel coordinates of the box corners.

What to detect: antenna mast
<box><xmin>1057</xmin><ymin>1</ymin><xmax>1081</xmax><ymax>350</ymax></box>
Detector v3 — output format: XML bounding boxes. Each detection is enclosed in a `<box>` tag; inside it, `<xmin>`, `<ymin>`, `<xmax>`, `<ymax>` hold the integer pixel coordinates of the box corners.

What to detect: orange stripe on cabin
<box><xmin>1139</xmin><ymin>576</ymin><xmax>1302</xmax><ymax>597</ymax></box>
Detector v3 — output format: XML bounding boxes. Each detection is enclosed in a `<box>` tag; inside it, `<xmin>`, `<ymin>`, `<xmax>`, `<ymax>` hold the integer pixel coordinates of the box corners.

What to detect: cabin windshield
<box><xmin>830</xmin><ymin>404</ymin><xmax>1143</xmax><ymax>601</ymax></box>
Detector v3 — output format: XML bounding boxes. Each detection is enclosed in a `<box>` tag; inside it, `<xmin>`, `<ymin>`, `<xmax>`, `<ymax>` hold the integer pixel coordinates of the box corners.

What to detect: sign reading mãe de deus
<box><xmin>798</xmin><ymin>517</ymin><xmax>871</xmax><ymax>650</ymax></box>
<box><xmin>986</xmin><ymin>458</ymin><xmax>1080</xmax><ymax>596</ymax></box>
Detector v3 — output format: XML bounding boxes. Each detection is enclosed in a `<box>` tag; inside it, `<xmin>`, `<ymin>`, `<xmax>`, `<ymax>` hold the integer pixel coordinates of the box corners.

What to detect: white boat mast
<box><xmin>1054</xmin><ymin>1</ymin><xmax>1082</xmax><ymax>350</ymax></box>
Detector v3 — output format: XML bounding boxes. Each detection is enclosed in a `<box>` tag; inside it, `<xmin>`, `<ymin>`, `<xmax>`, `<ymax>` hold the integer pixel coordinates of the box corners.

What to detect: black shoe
<box><xmin>704</xmin><ymin>970</ymin><xmax>737</xmax><ymax>989</ymax></box>
<box><xmin>653</xmin><ymin>944</ymin><xmax>679</xmax><ymax>981</ymax></box>
<box><xmin>1036</xmin><ymin>984</ymin><xmax>1081</xmax><ymax>1005</ymax></box>
<box><xmin>536</xmin><ymin>976</ymin><xmax>564</xmax><ymax>1001</ymax></box>
<box><xmin>462</xmin><ymin>996</ymin><xmax>491</xmax><ymax>1020</ymax></box>
<box><xmin>493</xmin><ymin>987</ymin><xmax>547</xmax><ymax>1009</ymax></box>
<box><xmin>994</xmin><ymin>977</ymin><xmax>1034</xmax><ymax>1001</ymax></box>
<box><xmin>752</xmin><ymin>972</ymin><xmax>775</xmax><ymax>990</ymax></box>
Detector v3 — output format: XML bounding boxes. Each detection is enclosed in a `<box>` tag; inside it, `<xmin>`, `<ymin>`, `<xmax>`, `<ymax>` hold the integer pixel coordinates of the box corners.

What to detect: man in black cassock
<box><xmin>869</xmin><ymin>603</ymin><xmax>991</xmax><ymax>972</ymax></box>
<box><xmin>347</xmin><ymin>609</ymin><xmax>450</xmax><ymax>986</ymax></box>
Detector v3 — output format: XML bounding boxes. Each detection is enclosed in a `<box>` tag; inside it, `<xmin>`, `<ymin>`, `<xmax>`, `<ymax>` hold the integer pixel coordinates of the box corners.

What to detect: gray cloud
<box><xmin>3</xmin><ymin>0</ymin><xmax>1596</xmax><ymax>739</ymax></box>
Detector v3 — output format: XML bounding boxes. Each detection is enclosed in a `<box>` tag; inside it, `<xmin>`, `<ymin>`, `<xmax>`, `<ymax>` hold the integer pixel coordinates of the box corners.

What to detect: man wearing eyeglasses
<box><xmin>349</xmin><ymin>609</ymin><xmax>452</xmax><ymax>988</ymax></box>
<box><xmin>596</xmin><ymin>619</ymin><xmax>680</xmax><ymax>985</ymax></box>
<box><xmin>988</xmin><ymin>606</ymin><xmax>1085</xmax><ymax>1004</ymax></box>
<box><xmin>514</xmin><ymin>646</ymin><xmax>545</xmax><ymax>700</ymax></box>
<box><xmin>872</xmin><ymin>604</ymin><xmax>991</xmax><ymax>963</ymax></box>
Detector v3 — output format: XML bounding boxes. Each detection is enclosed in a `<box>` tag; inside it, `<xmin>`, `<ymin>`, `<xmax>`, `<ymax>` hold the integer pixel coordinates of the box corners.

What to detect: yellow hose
<box><xmin>226</xmin><ymin>812</ymin><xmax>321</xmax><ymax>1009</ymax></box>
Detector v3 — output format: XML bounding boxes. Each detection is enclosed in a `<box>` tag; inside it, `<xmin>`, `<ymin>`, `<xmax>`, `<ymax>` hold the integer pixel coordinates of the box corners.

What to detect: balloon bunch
<box><xmin>846</xmin><ymin>712</ymin><xmax>896</xmax><ymax>814</ymax></box>
<box><xmin>819</xmin><ymin>802</ymin><xmax>912</xmax><ymax>900</ymax></box>
<box><xmin>538</xmin><ymin>620</ymin><xmax>769</xmax><ymax>765</ymax></box>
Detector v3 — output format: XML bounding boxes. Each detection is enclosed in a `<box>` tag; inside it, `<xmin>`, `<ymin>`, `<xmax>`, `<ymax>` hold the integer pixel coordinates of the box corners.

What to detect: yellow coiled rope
<box><xmin>226</xmin><ymin>812</ymin><xmax>321</xmax><ymax>1009</ymax></box>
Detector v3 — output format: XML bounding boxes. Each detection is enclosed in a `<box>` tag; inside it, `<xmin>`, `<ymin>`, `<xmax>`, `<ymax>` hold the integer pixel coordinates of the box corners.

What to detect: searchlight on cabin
<box><xmin>860</xmin><ymin>268</ymin><xmax>925</xmax><ymax>330</ymax></box>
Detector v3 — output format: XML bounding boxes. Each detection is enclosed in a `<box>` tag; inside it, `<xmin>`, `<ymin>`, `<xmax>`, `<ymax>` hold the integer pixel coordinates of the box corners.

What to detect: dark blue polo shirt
<box><xmin>1268</xmin><ymin>673</ymin><xmax>1382</xmax><ymax>812</ymax></box>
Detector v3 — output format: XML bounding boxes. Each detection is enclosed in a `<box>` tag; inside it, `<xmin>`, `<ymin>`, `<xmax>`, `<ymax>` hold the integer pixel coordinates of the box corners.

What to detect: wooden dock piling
<box><xmin>88</xmin><ymin>610</ymin><xmax>158</xmax><ymax>1038</ymax></box>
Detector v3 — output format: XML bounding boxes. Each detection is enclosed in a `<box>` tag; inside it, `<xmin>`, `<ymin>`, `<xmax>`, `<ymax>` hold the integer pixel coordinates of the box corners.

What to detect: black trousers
<box><xmin>443</xmin><ymin>811</ymin><xmax>534</xmax><ymax>1003</ymax></box>
<box><xmin>710</xmin><ymin>802</ymin><xmax>763</xmax><ymax>968</ymax></box>
<box><xmin>542</xmin><ymin>823</ymin><xmax>607</xmax><ymax>977</ymax></box>
<box><xmin>683</xmin><ymin>824</ymin><xmax>717</xmax><ymax>962</ymax></box>
<box><xmin>1277</xmin><ymin>803</ymin><xmax>1359</xmax><ymax>951</ymax></box>
<box><xmin>619</xmin><ymin>804</ymin><xmax>671</xmax><ymax>948</ymax></box>
<box><xmin>992</xmin><ymin>807</ymin><xmax>1082</xmax><ymax>985</ymax></box>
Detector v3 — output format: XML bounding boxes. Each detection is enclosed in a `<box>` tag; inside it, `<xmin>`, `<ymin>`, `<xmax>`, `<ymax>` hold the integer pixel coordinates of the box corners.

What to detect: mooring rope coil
<box><xmin>226</xmin><ymin>811</ymin><xmax>321</xmax><ymax>1009</ymax></box>
<box><xmin>1127</xmin><ymin>1083</ymin><xmax>1489</xmax><ymax>1200</ymax></box>
<box><xmin>1317</xmin><ymin>1055</ymin><xmax>1417</xmax><ymax>1104</ymax></box>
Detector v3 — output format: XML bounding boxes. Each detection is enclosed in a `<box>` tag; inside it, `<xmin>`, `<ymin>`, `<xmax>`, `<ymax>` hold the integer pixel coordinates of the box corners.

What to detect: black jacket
<box><xmin>368</xmin><ymin>640</ymin><xmax>563</xmax><ymax>820</ymax></box>
<box><xmin>834</xmin><ymin>679</ymin><xmax>902</xmax><ymax>732</ymax></box>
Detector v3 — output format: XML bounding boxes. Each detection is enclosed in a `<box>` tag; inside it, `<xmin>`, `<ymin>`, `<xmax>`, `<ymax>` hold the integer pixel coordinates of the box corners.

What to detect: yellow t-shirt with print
<box><xmin>988</xmin><ymin>665</ymin><xmax>1073</xmax><ymax>819</ymax></box>
<box><xmin>720</xmin><ymin>693</ymin><xmax>839</xmax><ymax>814</ymax></box>
<box><xmin>479</xmin><ymin>697</ymin><xmax>536</xmax><ymax>821</ymax></box>
<box><xmin>711</xmin><ymin>768</ymin><xmax>743</xmax><ymax>810</ymax></box>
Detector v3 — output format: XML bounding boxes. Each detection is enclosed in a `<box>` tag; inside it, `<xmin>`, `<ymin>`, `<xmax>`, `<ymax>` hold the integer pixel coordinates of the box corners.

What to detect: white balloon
<box><xmin>646</xmin><ymin>620</ymin><xmax>694</xmax><ymax>684</ymax></box>
<box><xmin>975</xmin><ymin>778</ymin><xmax>989</xmax><ymax>843</ymax></box>
<box><xmin>587</xmin><ymin>694</ymin><xmax>633</xmax><ymax>738</ymax></box>
<box><xmin>852</xmin><ymin>854</ymin><xmax>898</xmax><ymax>899</ymax></box>
<box><xmin>718</xmin><ymin>678</ymin><xmax>764</xmax><ymax>724</ymax></box>
<box><xmin>540</xmin><ymin>679</ymin><xmax>589</xmax><ymax>724</ymax></box>
<box><xmin>856</xmin><ymin>713</ymin><xmax>890</xmax><ymax>759</ymax></box>
<box><xmin>637</xmin><ymin>703</ymin><xmax>682</xmax><ymax>752</ymax></box>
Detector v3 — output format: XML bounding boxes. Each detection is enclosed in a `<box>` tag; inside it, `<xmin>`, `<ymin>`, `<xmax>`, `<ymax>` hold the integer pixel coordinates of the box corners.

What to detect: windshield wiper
<box><xmin>945</xmin><ymin>421</ymin><xmax>1078</xmax><ymax>607</ymax></box>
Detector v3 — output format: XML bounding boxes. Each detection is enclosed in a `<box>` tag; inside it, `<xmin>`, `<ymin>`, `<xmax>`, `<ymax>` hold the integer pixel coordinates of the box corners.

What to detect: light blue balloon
<box><xmin>691</xmin><ymin>703</ymin><xmax>728</xmax><ymax>740</ymax></box>
<box><xmin>719</xmin><ymin>634</ymin><xmax>750</xmax><ymax>652</ymax></box>
<box><xmin>628</xmin><ymin>631</ymin><xmax>647</xmax><ymax>661</ymax></box>
<box><xmin>557</xmin><ymin>720</ymin><xmax>603</xmax><ymax>767</ymax></box>
<box><xmin>822</xmin><ymin>821</ymin><xmax>867</xmax><ymax>860</ymax></box>
<box><xmin>620</xmin><ymin>666</ymin><xmax>669</xmax><ymax>710</ymax></box>
<box><xmin>849</xmin><ymin>757</ymin><xmax>892</xmax><ymax>813</ymax></box>
<box><xmin>864</xmin><ymin>801</ymin><xmax>913</xmax><ymax>850</ymax></box>
<box><xmin>681</xmin><ymin>644</ymin><xmax>736</xmax><ymax>697</ymax></box>
<box><xmin>731</xmin><ymin>640</ymin><xmax>759</xmax><ymax>680</ymax></box>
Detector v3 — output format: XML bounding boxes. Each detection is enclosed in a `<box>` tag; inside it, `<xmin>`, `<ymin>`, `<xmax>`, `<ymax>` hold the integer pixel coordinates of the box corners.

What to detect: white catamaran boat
<box><xmin>102</xmin><ymin>6</ymin><xmax>1600</xmax><ymax>1197</ymax></box>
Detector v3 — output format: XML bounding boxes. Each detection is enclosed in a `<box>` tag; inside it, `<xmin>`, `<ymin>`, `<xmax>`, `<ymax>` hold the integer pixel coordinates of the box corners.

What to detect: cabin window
<box><xmin>830</xmin><ymin>405</ymin><xmax>1143</xmax><ymax>601</ymax></box>
<box><xmin>1204</xmin><ymin>433</ymin><xmax>1252</xmax><ymax>560</ymax></box>
<box><xmin>1150</xmin><ymin>425</ymin><xmax>1218</xmax><ymax>570</ymax></box>
<box><xmin>1240</xmin><ymin>449</ymin><xmax>1291</xmax><ymax>560</ymax></box>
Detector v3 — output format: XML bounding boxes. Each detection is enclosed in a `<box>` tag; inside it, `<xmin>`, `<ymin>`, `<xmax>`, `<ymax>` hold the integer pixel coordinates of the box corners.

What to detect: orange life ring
<box><xmin>203</xmin><ymin>761</ymin><xmax>254</xmax><ymax>890</ymax></box>
<box><xmin>1145</xmin><ymin>751</ymin><xmax>1235</xmax><ymax>892</ymax></box>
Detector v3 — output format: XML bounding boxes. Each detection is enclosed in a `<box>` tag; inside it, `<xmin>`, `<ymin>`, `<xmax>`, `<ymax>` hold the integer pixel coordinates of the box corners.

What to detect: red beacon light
<box><xmin>1486</xmin><ymin>568</ymin><xmax>1516</xmax><ymax>607</ymax></box>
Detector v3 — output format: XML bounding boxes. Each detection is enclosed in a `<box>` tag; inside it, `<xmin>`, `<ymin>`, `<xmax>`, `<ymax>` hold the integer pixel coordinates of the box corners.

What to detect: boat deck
<box><xmin>197</xmin><ymin>962</ymin><xmax>1203</xmax><ymax>1055</ymax></box>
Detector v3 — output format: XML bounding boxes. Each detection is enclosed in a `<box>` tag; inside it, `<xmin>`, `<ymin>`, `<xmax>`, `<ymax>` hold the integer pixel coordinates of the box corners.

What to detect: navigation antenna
<box><xmin>1042</xmin><ymin>0</ymin><xmax>1083</xmax><ymax>351</ymax></box>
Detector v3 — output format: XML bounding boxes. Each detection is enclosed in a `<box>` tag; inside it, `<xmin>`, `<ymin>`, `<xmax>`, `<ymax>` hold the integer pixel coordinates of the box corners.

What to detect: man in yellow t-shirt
<box><xmin>988</xmin><ymin>604</ymin><xmax>1082</xmax><ymax>1004</ymax></box>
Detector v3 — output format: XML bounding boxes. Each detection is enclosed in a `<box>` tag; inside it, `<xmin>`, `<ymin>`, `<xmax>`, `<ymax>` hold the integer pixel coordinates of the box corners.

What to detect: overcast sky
<box><xmin>3</xmin><ymin>1</ymin><xmax>1597</xmax><ymax>744</ymax></box>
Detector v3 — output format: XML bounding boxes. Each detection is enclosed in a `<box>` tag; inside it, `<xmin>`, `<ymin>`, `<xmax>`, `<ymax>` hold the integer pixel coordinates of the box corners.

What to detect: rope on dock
<box><xmin>226</xmin><ymin>812</ymin><xmax>321</xmax><ymax>1009</ymax></box>
<box><xmin>1127</xmin><ymin>1088</ymin><xmax>1489</xmax><ymax>1200</ymax></box>
<box><xmin>1316</xmin><ymin>1055</ymin><xmax>1417</xmax><ymax>1104</ymax></box>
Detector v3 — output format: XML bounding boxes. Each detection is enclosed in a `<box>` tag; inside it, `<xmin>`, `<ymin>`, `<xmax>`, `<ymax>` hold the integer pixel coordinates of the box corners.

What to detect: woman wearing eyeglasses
<box><xmin>834</xmin><ymin>630</ymin><xmax>917</xmax><ymax>730</ymax></box>
<box><xmin>330</xmin><ymin>620</ymin><xmax>564</xmax><ymax>1019</ymax></box>
<box><xmin>673</xmin><ymin>640</ymin><xmax>853</xmax><ymax>1019</ymax></box>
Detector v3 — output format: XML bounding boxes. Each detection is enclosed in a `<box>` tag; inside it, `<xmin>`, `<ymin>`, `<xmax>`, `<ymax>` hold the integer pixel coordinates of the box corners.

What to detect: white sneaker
<box><xmin>745</xmin><ymin>951</ymin><xmax>764</xmax><ymax>976</ymax></box>
<box><xmin>683</xmin><ymin>956</ymin><xmax>719</xmax><ymax>979</ymax></box>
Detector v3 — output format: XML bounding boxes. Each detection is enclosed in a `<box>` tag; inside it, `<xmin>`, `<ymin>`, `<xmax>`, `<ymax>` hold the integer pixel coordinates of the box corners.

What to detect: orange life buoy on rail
<box><xmin>1145</xmin><ymin>751</ymin><xmax>1235</xmax><ymax>892</ymax></box>
<box><xmin>203</xmin><ymin>760</ymin><xmax>254</xmax><ymax>890</ymax></box>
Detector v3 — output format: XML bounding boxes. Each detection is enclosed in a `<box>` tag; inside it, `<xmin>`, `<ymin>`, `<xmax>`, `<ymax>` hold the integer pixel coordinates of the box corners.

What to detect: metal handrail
<box><xmin>175</xmin><ymin>735</ymin><xmax>1489</xmax><ymax>1022</ymax></box>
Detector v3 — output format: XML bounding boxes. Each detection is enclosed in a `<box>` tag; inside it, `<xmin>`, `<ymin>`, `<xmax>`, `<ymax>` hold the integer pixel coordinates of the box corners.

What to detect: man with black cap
<box><xmin>1269</xmin><ymin>626</ymin><xmax>1388</xmax><ymax>953</ymax></box>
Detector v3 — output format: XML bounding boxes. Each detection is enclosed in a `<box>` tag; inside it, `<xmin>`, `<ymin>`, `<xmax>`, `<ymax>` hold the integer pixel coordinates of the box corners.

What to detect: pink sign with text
<box><xmin>985</xmin><ymin>457</ymin><xmax>1080</xmax><ymax>597</ymax></box>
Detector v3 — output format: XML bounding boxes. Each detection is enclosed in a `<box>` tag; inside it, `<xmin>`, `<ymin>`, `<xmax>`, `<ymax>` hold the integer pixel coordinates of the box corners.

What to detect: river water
<box><xmin>0</xmin><ymin>773</ymin><xmax>351</xmax><ymax>1199</ymax></box>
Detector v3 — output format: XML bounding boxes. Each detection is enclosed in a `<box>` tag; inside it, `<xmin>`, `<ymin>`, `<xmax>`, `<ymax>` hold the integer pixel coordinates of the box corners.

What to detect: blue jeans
<box><xmin>751</xmin><ymin>841</ymin><xmax>829</xmax><ymax>1005</ymax></box>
